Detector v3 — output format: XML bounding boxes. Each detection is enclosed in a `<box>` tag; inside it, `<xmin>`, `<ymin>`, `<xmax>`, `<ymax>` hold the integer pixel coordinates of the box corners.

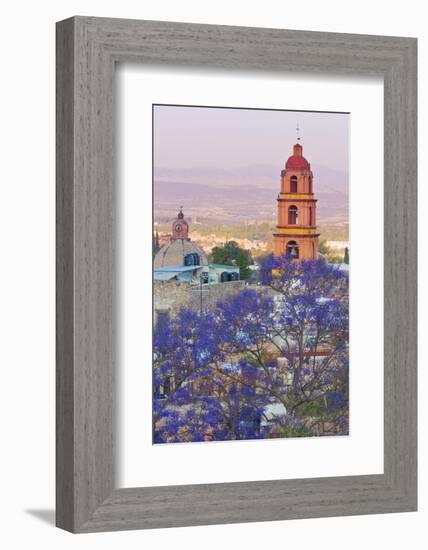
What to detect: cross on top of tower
<box><xmin>296</xmin><ymin>124</ymin><xmax>301</xmax><ymax>141</ymax></box>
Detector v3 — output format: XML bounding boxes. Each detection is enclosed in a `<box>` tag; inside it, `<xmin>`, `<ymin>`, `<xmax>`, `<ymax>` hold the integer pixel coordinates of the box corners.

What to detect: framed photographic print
<box><xmin>56</xmin><ymin>17</ymin><xmax>417</xmax><ymax>532</ymax></box>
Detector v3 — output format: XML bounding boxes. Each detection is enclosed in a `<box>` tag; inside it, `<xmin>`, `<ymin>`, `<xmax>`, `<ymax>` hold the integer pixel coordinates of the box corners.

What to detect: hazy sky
<box><xmin>153</xmin><ymin>105</ymin><xmax>349</xmax><ymax>174</ymax></box>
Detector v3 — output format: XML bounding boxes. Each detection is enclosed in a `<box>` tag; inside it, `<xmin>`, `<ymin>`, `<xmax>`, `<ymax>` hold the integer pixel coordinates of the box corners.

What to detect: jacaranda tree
<box><xmin>256</xmin><ymin>254</ymin><xmax>349</xmax><ymax>435</ymax></box>
<box><xmin>153</xmin><ymin>255</ymin><xmax>349</xmax><ymax>443</ymax></box>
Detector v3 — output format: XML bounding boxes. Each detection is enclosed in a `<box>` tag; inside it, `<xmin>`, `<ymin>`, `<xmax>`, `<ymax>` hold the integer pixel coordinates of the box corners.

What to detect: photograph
<box><xmin>152</xmin><ymin>104</ymin><xmax>350</xmax><ymax>443</ymax></box>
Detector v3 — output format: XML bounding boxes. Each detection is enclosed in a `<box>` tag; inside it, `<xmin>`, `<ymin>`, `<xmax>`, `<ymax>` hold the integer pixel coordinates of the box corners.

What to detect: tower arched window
<box><xmin>288</xmin><ymin>205</ymin><xmax>298</xmax><ymax>225</ymax></box>
<box><xmin>287</xmin><ymin>240</ymin><xmax>299</xmax><ymax>258</ymax></box>
<box><xmin>184</xmin><ymin>252</ymin><xmax>200</xmax><ymax>266</ymax></box>
<box><xmin>290</xmin><ymin>176</ymin><xmax>298</xmax><ymax>193</ymax></box>
<box><xmin>308</xmin><ymin>176</ymin><xmax>313</xmax><ymax>193</ymax></box>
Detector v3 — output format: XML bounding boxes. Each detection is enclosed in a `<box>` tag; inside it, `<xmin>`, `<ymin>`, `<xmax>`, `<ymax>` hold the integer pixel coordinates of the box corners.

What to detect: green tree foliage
<box><xmin>319</xmin><ymin>240</ymin><xmax>349</xmax><ymax>265</ymax></box>
<box><xmin>210</xmin><ymin>240</ymin><xmax>253</xmax><ymax>279</ymax></box>
<box><xmin>318</xmin><ymin>239</ymin><xmax>330</xmax><ymax>256</ymax></box>
<box><xmin>344</xmin><ymin>247</ymin><xmax>349</xmax><ymax>265</ymax></box>
<box><xmin>152</xmin><ymin>230</ymin><xmax>160</xmax><ymax>259</ymax></box>
<box><xmin>329</xmin><ymin>256</ymin><xmax>343</xmax><ymax>264</ymax></box>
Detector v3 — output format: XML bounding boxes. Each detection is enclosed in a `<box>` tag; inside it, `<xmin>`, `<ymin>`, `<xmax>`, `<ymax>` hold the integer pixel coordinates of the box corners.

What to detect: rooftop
<box><xmin>154</xmin><ymin>264</ymin><xmax>202</xmax><ymax>282</ymax></box>
<box><xmin>154</xmin><ymin>265</ymin><xmax>200</xmax><ymax>272</ymax></box>
<box><xmin>208</xmin><ymin>263</ymin><xmax>239</xmax><ymax>270</ymax></box>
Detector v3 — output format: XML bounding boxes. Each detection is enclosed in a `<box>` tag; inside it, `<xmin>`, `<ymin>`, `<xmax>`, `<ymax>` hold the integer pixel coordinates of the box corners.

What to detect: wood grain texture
<box><xmin>56</xmin><ymin>16</ymin><xmax>417</xmax><ymax>533</ymax></box>
<box><xmin>56</xmin><ymin>17</ymin><xmax>77</xmax><ymax>532</ymax></box>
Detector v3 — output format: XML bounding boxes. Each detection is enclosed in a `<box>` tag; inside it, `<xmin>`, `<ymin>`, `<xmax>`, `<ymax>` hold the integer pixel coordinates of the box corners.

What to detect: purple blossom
<box><xmin>153</xmin><ymin>253</ymin><xmax>349</xmax><ymax>442</ymax></box>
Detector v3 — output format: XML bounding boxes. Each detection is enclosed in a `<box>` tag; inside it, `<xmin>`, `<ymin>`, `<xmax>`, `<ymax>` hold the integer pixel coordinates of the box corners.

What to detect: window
<box><xmin>309</xmin><ymin>206</ymin><xmax>313</xmax><ymax>226</ymax></box>
<box><xmin>287</xmin><ymin>240</ymin><xmax>299</xmax><ymax>258</ymax></box>
<box><xmin>288</xmin><ymin>205</ymin><xmax>298</xmax><ymax>225</ymax></box>
<box><xmin>184</xmin><ymin>252</ymin><xmax>200</xmax><ymax>266</ymax></box>
<box><xmin>290</xmin><ymin>176</ymin><xmax>298</xmax><ymax>193</ymax></box>
<box><xmin>308</xmin><ymin>176</ymin><xmax>313</xmax><ymax>193</ymax></box>
<box><xmin>220</xmin><ymin>271</ymin><xmax>233</xmax><ymax>282</ymax></box>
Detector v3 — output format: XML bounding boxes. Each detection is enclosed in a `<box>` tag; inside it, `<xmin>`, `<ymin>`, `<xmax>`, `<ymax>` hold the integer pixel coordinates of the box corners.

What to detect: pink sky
<box><xmin>153</xmin><ymin>105</ymin><xmax>349</xmax><ymax>180</ymax></box>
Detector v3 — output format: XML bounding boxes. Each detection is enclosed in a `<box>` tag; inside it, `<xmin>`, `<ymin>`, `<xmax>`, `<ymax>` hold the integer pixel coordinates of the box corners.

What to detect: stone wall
<box><xmin>154</xmin><ymin>280</ymin><xmax>246</xmax><ymax>319</ymax></box>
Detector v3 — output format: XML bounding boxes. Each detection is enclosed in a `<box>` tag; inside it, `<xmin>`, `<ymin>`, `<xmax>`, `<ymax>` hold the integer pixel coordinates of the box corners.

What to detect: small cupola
<box><xmin>285</xmin><ymin>143</ymin><xmax>310</xmax><ymax>170</ymax></box>
<box><xmin>171</xmin><ymin>206</ymin><xmax>189</xmax><ymax>240</ymax></box>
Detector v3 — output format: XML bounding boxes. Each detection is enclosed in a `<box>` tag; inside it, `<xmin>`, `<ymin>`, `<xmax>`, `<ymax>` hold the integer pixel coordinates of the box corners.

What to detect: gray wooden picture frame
<box><xmin>56</xmin><ymin>16</ymin><xmax>417</xmax><ymax>533</ymax></box>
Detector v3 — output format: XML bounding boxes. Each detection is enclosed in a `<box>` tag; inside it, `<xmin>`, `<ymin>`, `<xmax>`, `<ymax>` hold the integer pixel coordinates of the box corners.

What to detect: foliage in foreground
<box><xmin>153</xmin><ymin>255</ymin><xmax>349</xmax><ymax>443</ymax></box>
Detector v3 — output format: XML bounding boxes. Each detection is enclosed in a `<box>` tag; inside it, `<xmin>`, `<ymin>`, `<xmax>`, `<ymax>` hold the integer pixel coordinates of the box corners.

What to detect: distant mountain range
<box><xmin>154</xmin><ymin>164</ymin><xmax>348</xmax><ymax>225</ymax></box>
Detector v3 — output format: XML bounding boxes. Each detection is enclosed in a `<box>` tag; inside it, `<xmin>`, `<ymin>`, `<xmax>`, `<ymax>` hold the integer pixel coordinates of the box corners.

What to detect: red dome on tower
<box><xmin>285</xmin><ymin>143</ymin><xmax>310</xmax><ymax>170</ymax></box>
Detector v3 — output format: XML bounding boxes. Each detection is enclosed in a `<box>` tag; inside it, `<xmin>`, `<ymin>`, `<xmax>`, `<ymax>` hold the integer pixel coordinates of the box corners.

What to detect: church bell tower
<box><xmin>171</xmin><ymin>207</ymin><xmax>189</xmax><ymax>240</ymax></box>
<box><xmin>273</xmin><ymin>141</ymin><xmax>319</xmax><ymax>259</ymax></box>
